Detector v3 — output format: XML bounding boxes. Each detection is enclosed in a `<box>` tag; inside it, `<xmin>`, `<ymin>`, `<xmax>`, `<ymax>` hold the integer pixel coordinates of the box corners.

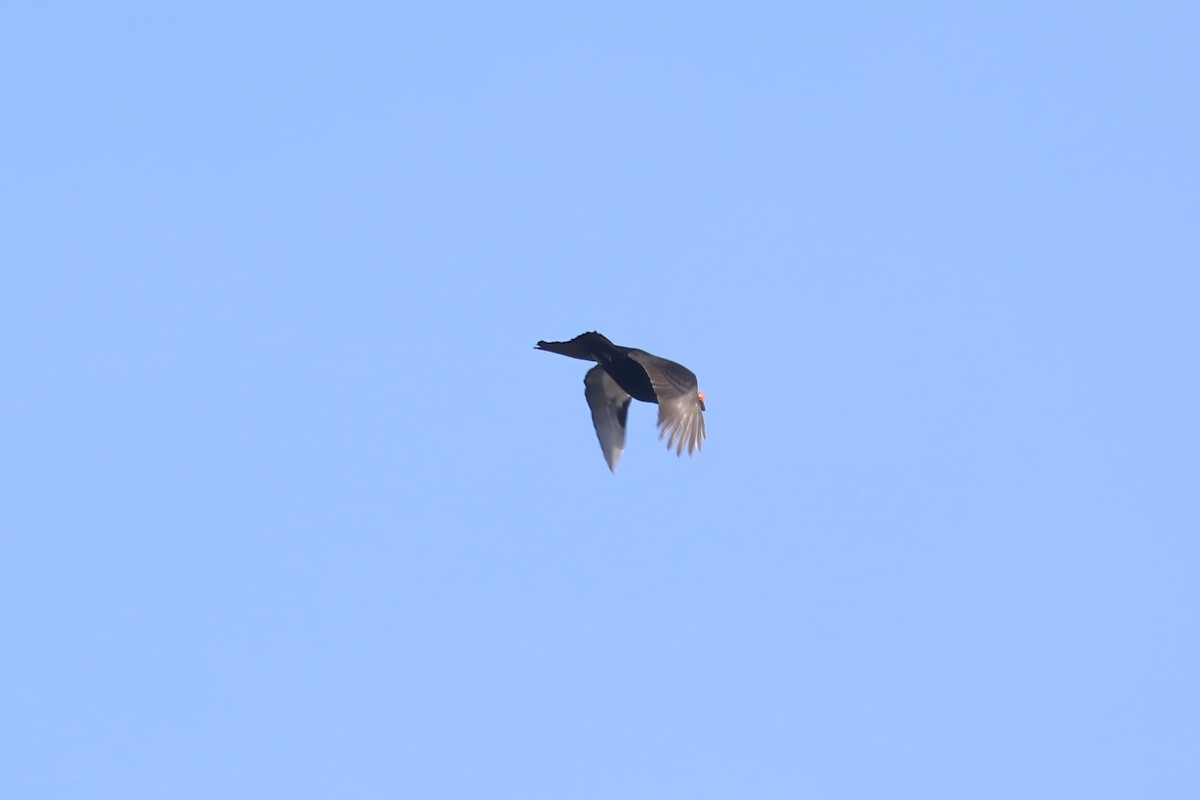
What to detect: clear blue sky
<box><xmin>4</xmin><ymin>2</ymin><xmax>1198</xmax><ymax>797</ymax></box>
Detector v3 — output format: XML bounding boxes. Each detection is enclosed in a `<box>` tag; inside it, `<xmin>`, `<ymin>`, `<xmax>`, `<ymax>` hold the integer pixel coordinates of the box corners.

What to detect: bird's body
<box><xmin>536</xmin><ymin>332</ymin><xmax>706</xmax><ymax>470</ymax></box>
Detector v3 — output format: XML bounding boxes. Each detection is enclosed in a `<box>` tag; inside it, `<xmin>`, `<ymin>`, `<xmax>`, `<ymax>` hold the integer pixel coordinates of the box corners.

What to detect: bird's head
<box><xmin>697</xmin><ymin>390</ymin><xmax>706</xmax><ymax>412</ymax></box>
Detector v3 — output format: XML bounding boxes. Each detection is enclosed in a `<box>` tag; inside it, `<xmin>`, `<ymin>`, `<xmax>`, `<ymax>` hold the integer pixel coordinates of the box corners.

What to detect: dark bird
<box><xmin>536</xmin><ymin>332</ymin><xmax>706</xmax><ymax>470</ymax></box>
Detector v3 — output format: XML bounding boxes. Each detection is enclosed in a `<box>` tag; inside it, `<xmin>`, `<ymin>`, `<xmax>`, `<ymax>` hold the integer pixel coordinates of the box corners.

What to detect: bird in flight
<box><xmin>536</xmin><ymin>331</ymin><xmax>706</xmax><ymax>471</ymax></box>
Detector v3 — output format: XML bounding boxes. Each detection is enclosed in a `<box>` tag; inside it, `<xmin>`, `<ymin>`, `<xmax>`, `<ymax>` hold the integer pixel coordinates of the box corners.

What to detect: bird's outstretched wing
<box><xmin>655</xmin><ymin>391</ymin><xmax>706</xmax><ymax>456</ymax></box>
<box><xmin>628</xmin><ymin>351</ymin><xmax>706</xmax><ymax>457</ymax></box>
<box><xmin>584</xmin><ymin>365</ymin><xmax>632</xmax><ymax>471</ymax></box>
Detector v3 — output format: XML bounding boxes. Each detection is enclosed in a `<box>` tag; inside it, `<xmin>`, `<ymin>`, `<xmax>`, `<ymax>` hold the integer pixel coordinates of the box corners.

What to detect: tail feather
<box><xmin>535</xmin><ymin>332</ymin><xmax>618</xmax><ymax>362</ymax></box>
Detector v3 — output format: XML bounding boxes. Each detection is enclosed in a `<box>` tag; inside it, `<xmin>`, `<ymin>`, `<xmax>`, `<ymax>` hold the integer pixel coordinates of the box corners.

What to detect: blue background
<box><xmin>5</xmin><ymin>2</ymin><xmax>1198</xmax><ymax>797</ymax></box>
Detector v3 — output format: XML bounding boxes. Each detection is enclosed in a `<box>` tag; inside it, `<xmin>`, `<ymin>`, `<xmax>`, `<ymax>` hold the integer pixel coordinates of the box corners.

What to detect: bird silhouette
<box><xmin>537</xmin><ymin>332</ymin><xmax>706</xmax><ymax>470</ymax></box>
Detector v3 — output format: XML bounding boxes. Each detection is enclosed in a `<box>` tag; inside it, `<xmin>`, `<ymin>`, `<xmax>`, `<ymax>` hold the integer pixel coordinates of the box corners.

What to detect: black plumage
<box><xmin>537</xmin><ymin>332</ymin><xmax>706</xmax><ymax>470</ymax></box>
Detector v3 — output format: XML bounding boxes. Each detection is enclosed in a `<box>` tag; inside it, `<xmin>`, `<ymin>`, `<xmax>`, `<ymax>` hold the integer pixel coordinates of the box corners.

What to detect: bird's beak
<box><xmin>697</xmin><ymin>391</ymin><xmax>706</xmax><ymax>412</ymax></box>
